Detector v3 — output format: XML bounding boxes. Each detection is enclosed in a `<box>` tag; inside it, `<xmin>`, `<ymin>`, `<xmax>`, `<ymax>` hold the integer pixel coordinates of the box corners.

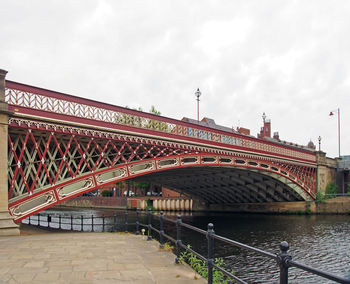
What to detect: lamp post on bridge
<box><xmin>329</xmin><ymin>108</ymin><xmax>341</xmax><ymax>158</ymax></box>
<box><xmin>195</xmin><ymin>88</ymin><xmax>201</xmax><ymax>124</ymax></box>
<box><xmin>318</xmin><ymin>136</ymin><xmax>321</xmax><ymax>151</ymax></box>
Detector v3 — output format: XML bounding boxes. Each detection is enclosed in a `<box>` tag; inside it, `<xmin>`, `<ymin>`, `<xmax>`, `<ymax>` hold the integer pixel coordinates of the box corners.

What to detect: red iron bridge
<box><xmin>2</xmin><ymin>75</ymin><xmax>325</xmax><ymax>223</ymax></box>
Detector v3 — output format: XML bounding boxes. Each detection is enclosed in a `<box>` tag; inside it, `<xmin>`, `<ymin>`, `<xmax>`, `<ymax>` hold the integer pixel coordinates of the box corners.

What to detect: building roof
<box><xmin>181</xmin><ymin>116</ymin><xmax>316</xmax><ymax>153</ymax></box>
<box><xmin>181</xmin><ymin>117</ymin><xmax>238</xmax><ymax>134</ymax></box>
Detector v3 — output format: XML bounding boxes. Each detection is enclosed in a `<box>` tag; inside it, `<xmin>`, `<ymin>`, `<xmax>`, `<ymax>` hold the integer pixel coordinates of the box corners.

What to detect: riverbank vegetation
<box><xmin>179</xmin><ymin>245</ymin><xmax>233</xmax><ymax>284</ymax></box>
<box><xmin>316</xmin><ymin>182</ymin><xmax>339</xmax><ymax>203</ymax></box>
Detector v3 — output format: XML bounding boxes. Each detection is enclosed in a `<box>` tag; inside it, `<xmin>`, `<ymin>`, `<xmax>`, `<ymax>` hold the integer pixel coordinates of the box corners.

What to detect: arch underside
<box><xmin>8</xmin><ymin>127</ymin><xmax>316</xmax><ymax>222</ymax></box>
<box><xmin>8</xmin><ymin>157</ymin><xmax>315</xmax><ymax>222</ymax></box>
<box><xmin>131</xmin><ymin>167</ymin><xmax>310</xmax><ymax>204</ymax></box>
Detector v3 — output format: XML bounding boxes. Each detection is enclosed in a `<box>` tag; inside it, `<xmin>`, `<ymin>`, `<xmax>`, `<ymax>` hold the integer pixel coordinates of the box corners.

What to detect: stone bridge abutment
<box><xmin>0</xmin><ymin>69</ymin><xmax>19</xmax><ymax>235</ymax></box>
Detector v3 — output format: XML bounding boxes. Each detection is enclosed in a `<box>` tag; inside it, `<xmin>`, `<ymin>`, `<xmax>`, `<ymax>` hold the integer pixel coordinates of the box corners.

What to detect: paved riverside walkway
<box><xmin>0</xmin><ymin>225</ymin><xmax>206</xmax><ymax>284</ymax></box>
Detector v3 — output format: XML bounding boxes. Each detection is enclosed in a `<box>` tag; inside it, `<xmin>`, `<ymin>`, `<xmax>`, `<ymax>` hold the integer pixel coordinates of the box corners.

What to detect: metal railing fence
<box><xmin>22</xmin><ymin>211</ymin><xmax>136</xmax><ymax>233</ymax></box>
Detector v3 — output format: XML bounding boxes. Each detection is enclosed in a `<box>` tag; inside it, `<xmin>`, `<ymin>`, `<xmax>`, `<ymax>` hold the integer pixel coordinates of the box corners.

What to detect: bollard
<box><xmin>207</xmin><ymin>223</ymin><xmax>215</xmax><ymax>284</ymax></box>
<box><xmin>102</xmin><ymin>214</ymin><xmax>105</xmax><ymax>232</ymax></box>
<box><xmin>59</xmin><ymin>215</ymin><xmax>61</xmax><ymax>229</ymax></box>
<box><xmin>47</xmin><ymin>214</ymin><xmax>51</xmax><ymax>228</ymax></box>
<box><xmin>147</xmin><ymin>208</ymin><xmax>152</xmax><ymax>241</ymax></box>
<box><xmin>136</xmin><ymin>209</ymin><xmax>140</xmax><ymax>235</ymax></box>
<box><xmin>113</xmin><ymin>213</ymin><xmax>117</xmax><ymax>232</ymax></box>
<box><xmin>124</xmin><ymin>211</ymin><xmax>128</xmax><ymax>233</ymax></box>
<box><xmin>81</xmin><ymin>215</ymin><xmax>83</xmax><ymax>231</ymax></box>
<box><xmin>278</xmin><ymin>241</ymin><xmax>291</xmax><ymax>284</ymax></box>
<box><xmin>159</xmin><ymin>211</ymin><xmax>164</xmax><ymax>248</ymax></box>
<box><xmin>91</xmin><ymin>215</ymin><xmax>94</xmax><ymax>232</ymax></box>
<box><xmin>38</xmin><ymin>213</ymin><xmax>40</xmax><ymax>226</ymax></box>
<box><xmin>28</xmin><ymin>215</ymin><xmax>31</xmax><ymax>225</ymax></box>
<box><xmin>71</xmin><ymin>215</ymin><xmax>73</xmax><ymax>231</ymax></box>
<box><xmin>175</xmin><ymin>215</ymin><xmax>182</xmax><ymax>264</ymax></box>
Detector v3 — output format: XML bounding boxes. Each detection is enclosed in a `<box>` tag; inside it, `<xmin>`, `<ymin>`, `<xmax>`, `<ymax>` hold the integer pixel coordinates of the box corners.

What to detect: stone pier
<box><xmin>0</xmin><ymin>69</ymin><xmax>19</xmax><ymax>236</ymax></box>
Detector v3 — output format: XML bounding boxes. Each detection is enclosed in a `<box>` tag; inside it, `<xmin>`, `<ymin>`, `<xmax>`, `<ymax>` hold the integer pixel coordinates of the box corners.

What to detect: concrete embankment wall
<box><xmin>56</xmin><ymin>196</ymin><xmax>194</xmax><ymax>212</ymax></box>
<box><xmin>199</xmin><ymin>197</ymin><xmax>350</xmax><ymax>214</ymax></box>
<box><xmin>56</xmin><ymin>196</ymin><xmax>127</xmax><ymax>209</ymax></box>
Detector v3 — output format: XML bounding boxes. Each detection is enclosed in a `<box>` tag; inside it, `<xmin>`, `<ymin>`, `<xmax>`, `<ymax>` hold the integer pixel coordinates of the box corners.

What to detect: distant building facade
<box><xmin>337</xmin><ymin>156</ymin><xmax>350</xmax><ymax>194</ymax></box>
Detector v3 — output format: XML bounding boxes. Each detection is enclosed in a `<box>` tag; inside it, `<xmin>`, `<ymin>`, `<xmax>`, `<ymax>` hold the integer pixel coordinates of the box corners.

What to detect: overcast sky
<box><xmin>1</xmin><ymin>0</ymin><xmax>349</xmax><ymax>158</ymax></box>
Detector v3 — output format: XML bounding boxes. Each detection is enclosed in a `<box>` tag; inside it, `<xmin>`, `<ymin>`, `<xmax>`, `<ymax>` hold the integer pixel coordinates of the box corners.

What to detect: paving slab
<box><xmin>0</xmin><ymin>225</ymin><xmax>206</xmax><ymax>284</ymax></box>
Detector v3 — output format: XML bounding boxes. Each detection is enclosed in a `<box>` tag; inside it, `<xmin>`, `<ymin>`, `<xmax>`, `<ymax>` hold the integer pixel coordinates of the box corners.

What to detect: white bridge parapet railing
<box><xmin>5</xmin><ymin>80</ymin><xmax>316</xmax><ymax>163</ymax></box>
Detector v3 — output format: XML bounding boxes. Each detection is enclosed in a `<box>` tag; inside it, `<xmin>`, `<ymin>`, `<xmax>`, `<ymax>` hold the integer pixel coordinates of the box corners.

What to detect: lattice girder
<box><xmin>8</xmin><ymin>125</ymin><xmax>317</xmax><ymax>222</ymax></box>
<box><xmin>8</xmin><ymin>128</ymin><xmax>187</xmax><ymax>199</ymax></box>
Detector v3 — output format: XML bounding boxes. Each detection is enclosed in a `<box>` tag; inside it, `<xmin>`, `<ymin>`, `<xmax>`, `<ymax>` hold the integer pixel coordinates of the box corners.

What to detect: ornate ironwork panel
<box><xmin>5</xmin><ymin>80</ymin><xmax>317</xmax><ymax>163</ymax></box>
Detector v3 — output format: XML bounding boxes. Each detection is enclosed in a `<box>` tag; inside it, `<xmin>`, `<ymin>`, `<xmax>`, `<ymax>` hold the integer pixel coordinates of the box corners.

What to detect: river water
<box><xmin>40</xmin><ymin>208</ymin><xmax>350</xmax><ymax>283</ymax></box>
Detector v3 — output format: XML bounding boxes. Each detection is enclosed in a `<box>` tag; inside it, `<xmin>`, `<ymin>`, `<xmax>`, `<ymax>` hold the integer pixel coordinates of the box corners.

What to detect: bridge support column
<box><xmin>0</xmin><ymin>69</ymin><xmax>19</xmax><ymax>236</ymax></box>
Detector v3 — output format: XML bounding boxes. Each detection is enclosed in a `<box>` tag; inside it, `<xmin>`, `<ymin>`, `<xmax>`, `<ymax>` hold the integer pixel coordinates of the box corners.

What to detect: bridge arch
<box><xmin>9</xmin><ymin>153</ymin><xmax>315</xmax><ymax>222</ymax></box>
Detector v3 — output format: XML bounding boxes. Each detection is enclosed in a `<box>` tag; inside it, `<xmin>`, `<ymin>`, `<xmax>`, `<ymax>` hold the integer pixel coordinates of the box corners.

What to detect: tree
<box><xmin>115</xmin><ymin>106</ymin><xmax>144</xmax><ymax>127</ymax></box>
<box><xmin>150</xmin><ymin>105</ymin><xmax>161</xmax><ymax>115</ymax></box>
<box><xmin>116</xmin><ymin>105</ymin><xmax>168</xmax><ymax>131</ymax></box>
<box><xmin>147</xmin><ymin>106</ymin><xmax>168</xmax><ymax>131</ymax></box>
<box><xmin>101</xmin><ymin>190</ymin><xmax>113</xmax><ymax>197</ymax></box>
<box><xmin>325</xmin><ymin>182</ymin><xmax>338</xmax><ymax>199</ymax></box>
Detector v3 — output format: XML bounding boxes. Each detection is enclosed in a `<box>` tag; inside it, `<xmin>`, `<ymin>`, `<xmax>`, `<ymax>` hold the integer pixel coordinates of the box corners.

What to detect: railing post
<box><xmin>38</xmin><ymin>213</ymin><xmax>40</xmax><ymax>226</ymax></box>
<box><xmin>28</xmin><ymin>215</ymin><xmax>31</xmax><ymax>225</ymax></box>
<box><xmin>159</xmin><ymin>211</ymin><xmax>164</xmax><ymax>248</ymax></box>
<box><xmin>207</xmin><ymin>223</ymin><xmax>215</xmax><ymax>284</ymax></box>
<box><xmin>175</xmin><ymin>215</ymin><xmax>182</xmax><ymax>264</ymax></box>
<box><xmin>136</xmin><ymin>209</ymin><xmax>140</xmax><ymax>235</ymax></box>
<box><xmin>91</xmin><ymin>215</ymin><xmax>94</xmax><ymax>232</ymax></box>
<box><xmin>47</xmin><ymin>214</ymin><xmax>51</xmax><ymax>228</ymax></box>
<box><xmin>81</xmin><ymin>215</ymin><xmax>83</xmax><ymax>231</ymax></box>
<box><xmin>58</xmin><ymin>215</ymin><xmax>61</xmax><ymax>229</ymax></box>
<box><xmin>71</xmin><ymin>215</ymin><xmax>73</xmax><ymax>231</ymax></box>
<box><xmin>113</xmin><ymin>212</ymin><xmax>117</xmax><ymax>232</ymax></box>
<box><xmin>278</xmin><ymin>241</ymin><xmax>292</xmax><ymax>284</ymax></box>
<box><xmin>147</xmin><ymin>208</ymin><xmax>152</xmax><ymax>241</ymax></box>
<box><xmin>102</xmin><ymin>214</ymin><xmax>105</xmax><ymax>232</ymax></box>
<box><xmin>124</xmin><ymin>211</ymin><xmax>128</xmax><ymax>233</ymax></box>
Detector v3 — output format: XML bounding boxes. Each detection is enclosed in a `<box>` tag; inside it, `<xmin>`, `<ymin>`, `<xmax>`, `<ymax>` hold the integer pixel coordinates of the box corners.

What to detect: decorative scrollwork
<box><xmin>5</xmin><ymin>84</ymin><xmax>316</xmax><ymax>163</ymax></box>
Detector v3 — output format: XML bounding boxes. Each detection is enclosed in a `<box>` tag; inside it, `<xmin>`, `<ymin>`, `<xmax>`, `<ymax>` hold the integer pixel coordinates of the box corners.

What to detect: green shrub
<box><xmin>305</xmin><ymin>208</ymin><xmax>312</xmax><ymax>215</ymax></box>
<box><xmin>179</xmin><ymin>245</ymin><xmax>233</xmax><ymax>284</ymax></box>
<box><xmin>101</xmin><ymin>190</ymin><xmax>113</xmax><ymax>197</ymax></box>
<box><xmin>315</xmin><ymin>191</ymin><xmax>325</xmax><ymax>203</ymax></box>
<box><xmin>162</xmin><ymin>242</ymin><xmax>174</xmax><ymax>251</ymax></box>
<box><xmin>347</xmin><ymin>184</ymin><xmax>350</xmax><ymax>196</ymax></box>
<box><xmin>325</xmin><ymin>182</ymin><xmax>338</xmax><ymax>199</ymax></box>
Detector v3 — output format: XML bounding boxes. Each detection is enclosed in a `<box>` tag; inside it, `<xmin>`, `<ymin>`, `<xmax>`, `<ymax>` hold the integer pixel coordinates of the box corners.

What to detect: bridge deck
<box><xmin>0</xmin><ymin>225</ymin><xmax>205</xmax><ymax>283</ymax></box>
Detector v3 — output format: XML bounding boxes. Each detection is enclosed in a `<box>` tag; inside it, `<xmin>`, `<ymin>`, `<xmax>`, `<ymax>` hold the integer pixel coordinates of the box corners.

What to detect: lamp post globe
<box><xmin>195</xmin><ymin>88</ymin><xmax>201</xmax><ymax>99</ymax></box>
<box><xmin>195</xmin><ymin>88</ymin><xmax>201</xmax><ymax>123</ymax></box>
